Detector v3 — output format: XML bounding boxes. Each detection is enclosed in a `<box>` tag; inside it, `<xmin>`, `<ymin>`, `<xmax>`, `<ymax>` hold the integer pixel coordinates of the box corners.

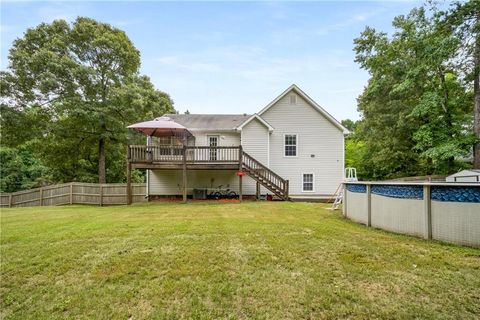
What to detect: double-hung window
<box><xmin>284</xmin><ymin>134</ymin><xmax>297</xmax><ymax>157</ymax></box>
<box><xmin>302</xmin><ymin>173</ymin><xmax>314</xmax><ymax>192</ymax></box>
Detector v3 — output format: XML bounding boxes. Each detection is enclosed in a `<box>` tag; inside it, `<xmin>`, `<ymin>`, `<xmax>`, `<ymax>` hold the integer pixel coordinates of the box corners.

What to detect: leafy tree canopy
<box><xmin>1</xmin><ymin>17</ymin><xmax>174</xmax><ymax>191</ymax></box>
<box><xmin>350</xmin><ymin>2</ymin><xmax>477</xmax><ymax>179</ymax></box>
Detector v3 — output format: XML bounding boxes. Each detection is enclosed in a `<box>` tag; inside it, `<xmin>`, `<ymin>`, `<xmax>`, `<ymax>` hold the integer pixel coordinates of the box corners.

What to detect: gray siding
<box><xmin>260</xmin><ymin>93</ymin><xmax>344</xmax><ymax>197</ymax></box>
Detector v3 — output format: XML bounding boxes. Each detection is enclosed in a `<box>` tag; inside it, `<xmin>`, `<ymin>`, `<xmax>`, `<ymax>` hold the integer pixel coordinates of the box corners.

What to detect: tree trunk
<box><xmin>98</xmin><ymin>137</ymin><xmax>106</xmax><ymax>183</ymax></box>
<box><xmin>439</xmin><ymin>68</ymin><xmax>455</xmax><ymax>172</ymax></box>
<box><xmin>474</xmin><ymin>58</ymin><xmax>480</xmax><ymax>169</ymax></box>
<box><xmin>475</xmin><ymin>77</ymin><xmax>480</xmax><ymax>169</ymax></box>
<box><xmin>474</xmin><ymin>12</ymin><xmax>480</xmax><ymax>169</ymax></box>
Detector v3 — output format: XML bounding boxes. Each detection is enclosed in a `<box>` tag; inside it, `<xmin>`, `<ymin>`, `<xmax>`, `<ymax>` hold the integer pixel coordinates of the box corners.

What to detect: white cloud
<box><xmin>36</xmin><ymin>2</ymin><xmax>89</xmax><ymax>23</ymax></box>
<box><xmin>316</xmin><ymin>9</ymin><xmax>386</xmax><ymax>36</ymax></box>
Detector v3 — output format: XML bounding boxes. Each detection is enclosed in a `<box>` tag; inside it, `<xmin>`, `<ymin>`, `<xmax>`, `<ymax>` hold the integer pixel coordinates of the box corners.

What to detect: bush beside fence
<box><xmin>0</xmin><ymin>182</ymin><xmax>146</xmax><ymax>208</ymax></box>
<box><xmin>343</xmin><ymin>182</ymin><xmax>480</xmax><ymax>248</ymax></box>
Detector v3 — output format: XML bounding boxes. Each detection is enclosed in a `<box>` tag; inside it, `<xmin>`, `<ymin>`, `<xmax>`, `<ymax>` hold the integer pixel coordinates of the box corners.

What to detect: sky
<box><xmin>1</xmin><ymin>0</ymin><xmax>426</xmax><ymax>121</ymax></box>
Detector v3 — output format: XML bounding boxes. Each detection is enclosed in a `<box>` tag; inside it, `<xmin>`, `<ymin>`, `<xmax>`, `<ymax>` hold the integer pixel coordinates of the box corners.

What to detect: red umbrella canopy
<box><xmin>127</xmin><ymin>116</ymin><xmax>192</xmax><ymax>138</ymax></box>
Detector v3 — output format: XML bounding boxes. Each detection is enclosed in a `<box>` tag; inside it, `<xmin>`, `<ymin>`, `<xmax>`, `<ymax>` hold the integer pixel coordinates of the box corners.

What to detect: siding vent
<box><xmin>289</xmin><ymin>94</ymin><xmax>297</xmax><ymax>105</ymax></box>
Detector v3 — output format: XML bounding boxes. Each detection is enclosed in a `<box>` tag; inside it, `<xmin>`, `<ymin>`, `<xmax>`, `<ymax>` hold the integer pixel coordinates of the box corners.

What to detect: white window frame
<box><xmin>283</xmin><ymin>134</ymin><xmax>298</xmax><ymax>158</ymax></box>
<box><xmin>302</xmin><ymin>173</ymin><xmax>315</xmax><ymax>192</ymax></box>
<box><xmin>207</xmin><ymin>135</ymin><xmax>220</xmax><ymax>161</ymax></box>
<box><xmin>158</xmin><ymin>136</ymin><xmax>172</xmax><ymax>146</ymax></box>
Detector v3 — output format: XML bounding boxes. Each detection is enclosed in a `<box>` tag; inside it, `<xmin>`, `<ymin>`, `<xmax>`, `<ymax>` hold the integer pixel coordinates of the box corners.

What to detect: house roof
<box><xmin>163</xmin><ymin>85</ymin><xmax>347</xmax><ymax>134</ymax></box>
<box><xmin>236</xmin><ymin>114</ymin><xmax>274</xmax><ymax>132</ymax></box>
<box><xmin>447</xmin><ymin>169</ymin><xmax>480</xmax><ymax>177</ymax></box>
<box><xmin>257</xmin><ymin>84</ymin><xmax>350</xmax><ymax>135</ymax></box>
<box><xmin>164</xmin><ymin>114</ymin><xmax>250</xmax><ymax>131</ymax></box>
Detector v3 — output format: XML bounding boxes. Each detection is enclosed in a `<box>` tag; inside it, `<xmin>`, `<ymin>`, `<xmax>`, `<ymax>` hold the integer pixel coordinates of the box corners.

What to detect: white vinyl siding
<box><xmin>261</xmin><ymin>92</ymin><xmax>344</xmax><ymax>197</ymax></box>
<box><xmin>241</xmin><ymin>118</ymin><xmax>269</xmax><ymax>165</ymax></box>
<box><xmin>302</xmin><ymin>173</ymin><xmax>314</xmax><ymax>192</ymax></box>
<box><xmin>148</xmin><ymin>170</ymin><xmax>261</xmax><ymax>196</ymax></box>
<box><xmin>240</xmin><ymin>118</ymin><xmax>270</xmax><ymax>194</ymax></box>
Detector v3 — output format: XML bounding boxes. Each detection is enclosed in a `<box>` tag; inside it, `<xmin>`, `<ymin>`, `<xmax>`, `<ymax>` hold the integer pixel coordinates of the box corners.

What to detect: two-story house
<box><xmin>126</xmin><ymin>84</ymin><xmax>348</xmax><ymax>202</ymax></box>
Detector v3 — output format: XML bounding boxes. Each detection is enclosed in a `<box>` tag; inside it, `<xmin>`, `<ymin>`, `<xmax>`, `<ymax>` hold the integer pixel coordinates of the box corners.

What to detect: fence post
<box><xmin>99</xmin><ymin>184</ymin><xmax>104</xmax><ymax>206</ymax></box>
<box><xmin>70</xmin><ymin>183</ymin><xmax>73</xmax><ymax>205</ymax></box>
<box><xmin>9</xmin><ymin>194</ymin><xmax>13</xmax><ymax>208</ymax></box>
<box><xmin>127</xmin><ymin>163</ymin><xmax>132</xmax><ymax>205</ymax></box>
<box><xmin>423</xmin><ymin>184</ymin><xmax>432</xmax><ymax>240</ymax></box>
<box><xmin>39</xmin><ymin>187</ymin><xmax>44</xmax><ymax>206</ymax></box>
<box><xmin>366</xmin><ymin>184</ymin><xmax>372</xmax><ymax>227</ymax></box>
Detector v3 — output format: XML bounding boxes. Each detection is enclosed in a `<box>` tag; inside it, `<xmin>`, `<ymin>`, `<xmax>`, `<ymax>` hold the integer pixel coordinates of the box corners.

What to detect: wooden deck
<box><xmin>126</xmin><ymin>145</ymin><xmax>289</xmax><ymax>204</ymax></box>
<box><xmin>128</xmin><ymin>145</ymin><xmax>240</xmax><ymax>170</ymax></box>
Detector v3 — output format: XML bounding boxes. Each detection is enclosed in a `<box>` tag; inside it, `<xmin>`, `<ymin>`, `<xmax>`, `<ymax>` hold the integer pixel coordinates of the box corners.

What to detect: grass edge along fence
<box><xmin>343</xmin><ymin>181</ymin><xmax>480</xmax><ymax>248</ymax></box>
<box><xmin>0</xmin><ymin>182</ymin><xmax>146</xmax><ymax>208</ymax></box>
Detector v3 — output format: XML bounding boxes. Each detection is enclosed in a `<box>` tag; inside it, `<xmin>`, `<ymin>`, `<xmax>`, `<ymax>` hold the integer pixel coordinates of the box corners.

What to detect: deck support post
<box><xmin>182</xmin><ymin>145</ymin><xmax>187</xmax><ymax>203</ymax></box>
<box><xmin>238</xmin><ymin>145</ymin><xmax>243</xmax><ymax>202</ymax></box>
<box><xmin>256</xmin><ymin>181</ymin><xmax>260</xmax><ymax>200</ymax></box>
<box><xmin>127</xmin><ymin>162</ymin><xmax>132</xmax><ymax>205</ymax></box>
<box><xmin>285</xmin><ymin>180</ymin><xmax>289</xmax><ymax>200</ymax></box>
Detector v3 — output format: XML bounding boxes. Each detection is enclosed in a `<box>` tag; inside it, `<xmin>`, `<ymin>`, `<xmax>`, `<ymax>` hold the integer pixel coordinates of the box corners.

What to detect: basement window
<box><xmin>302</xmin><ymin>173</ymin><xmax>314</xmax><ymax>192</ymax></box>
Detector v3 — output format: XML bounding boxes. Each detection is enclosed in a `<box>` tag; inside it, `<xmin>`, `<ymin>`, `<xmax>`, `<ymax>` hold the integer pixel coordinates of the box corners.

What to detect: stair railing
<box><xmin>241</xmin><ymin>151</ymin><xmax>289</xmax><ymax>199</ymax></box>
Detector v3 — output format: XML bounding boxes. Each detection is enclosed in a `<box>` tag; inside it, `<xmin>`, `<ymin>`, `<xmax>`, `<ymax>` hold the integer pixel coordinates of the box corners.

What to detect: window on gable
<box><xmin>290</xmin><ymin>94</ymin><xmax>297</xmax><ymax>105</ymax></box>
<box><xmin>284</xmin><ymin>134</ymin><xmax>297</xmax><ymax>157</ymax></box>
<box><xmin>302</xmin><ymin>173</ymin><xmax>314</xmax><ymax>192</ymax></box>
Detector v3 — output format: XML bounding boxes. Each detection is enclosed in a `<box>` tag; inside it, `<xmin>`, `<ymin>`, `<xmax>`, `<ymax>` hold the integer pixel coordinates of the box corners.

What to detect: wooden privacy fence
<box><xmin>0</xmin><ymin>182</ymin><xmax>146</xmax><ymax>208</ymax></box>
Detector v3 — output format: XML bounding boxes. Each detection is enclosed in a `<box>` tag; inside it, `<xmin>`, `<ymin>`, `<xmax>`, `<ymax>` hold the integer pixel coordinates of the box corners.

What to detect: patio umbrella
<box><xmin>127</xmin><ymin>116</ymin><xmax>193</xmax><ymax>138</ymax></box>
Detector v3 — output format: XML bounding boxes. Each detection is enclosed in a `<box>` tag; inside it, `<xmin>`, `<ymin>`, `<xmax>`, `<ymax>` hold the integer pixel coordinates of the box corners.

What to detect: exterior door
<box><xmin>208</xmin><ymin>136</ymin><xmax>219</xmax><ymax>161</ymax></box>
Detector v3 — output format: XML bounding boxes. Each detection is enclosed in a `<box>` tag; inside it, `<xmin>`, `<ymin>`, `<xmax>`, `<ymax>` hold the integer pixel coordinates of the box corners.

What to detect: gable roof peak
<box><xmin>257</xmin><ymin>84</ymin><xmax>349</xmax><ymax>135</ymax></box>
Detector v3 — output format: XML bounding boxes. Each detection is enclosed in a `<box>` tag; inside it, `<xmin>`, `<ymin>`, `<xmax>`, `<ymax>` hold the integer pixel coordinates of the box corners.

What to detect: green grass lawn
<box><xmin>1</xmin><ymin>202</ymin><xmax>479</xmax><ymax>319</ymax></box>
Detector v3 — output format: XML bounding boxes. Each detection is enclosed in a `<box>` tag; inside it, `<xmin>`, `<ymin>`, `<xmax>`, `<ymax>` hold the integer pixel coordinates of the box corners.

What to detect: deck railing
<box><xmin>128</xmin><ymin>145</ymin><xmax>240</xmax><ymax>164</ymax></box>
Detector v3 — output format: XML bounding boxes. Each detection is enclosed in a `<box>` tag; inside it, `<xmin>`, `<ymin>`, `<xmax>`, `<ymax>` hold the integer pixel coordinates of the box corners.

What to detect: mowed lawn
<box><xmin>1</xmin><ymin>202</ymin><xmax>479</xmax><ymax>319</ymax></box>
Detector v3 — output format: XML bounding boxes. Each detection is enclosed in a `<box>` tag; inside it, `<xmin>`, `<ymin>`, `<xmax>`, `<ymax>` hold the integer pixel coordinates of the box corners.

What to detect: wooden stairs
<box><xmin>241</xmin><ymin>151</ymin><xmax>289</xmax><ymax>200</ymax></box>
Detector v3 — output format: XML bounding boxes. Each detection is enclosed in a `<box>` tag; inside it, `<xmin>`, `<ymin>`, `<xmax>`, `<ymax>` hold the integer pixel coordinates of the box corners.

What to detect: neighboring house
<box><xmin>127</xmin><ymin>84</ymin><xmax>349</xmax><ymax>201</ymax></box>
<box><xmin>446</xmin><ymin>169</ymin><xmax>480</xmax><ymax>183</ymax></box>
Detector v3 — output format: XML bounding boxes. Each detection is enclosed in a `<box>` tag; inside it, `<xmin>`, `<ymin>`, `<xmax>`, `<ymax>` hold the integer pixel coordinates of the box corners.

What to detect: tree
<box><xmin>0</xmin><ymin>145</ymin><xmax>51</xmax><ymax>192</ymax></box>
<box><xmin>439</xmin><ymin>1</ymin><xmax>480</xmax><ymax>167</ymax></box>
<box><xmin>341</xmin><ymin>119</ymin><xmax>357</xmax><ymax>132</ymax></box>
<box><xmin>1</xmin><ymin>17</ymin><xmax>174</xmax><ymax>185</ymax></box>
<box><xmin>353</xmin><ymin>6</ymin><xmax>474</xmax><ymax>179</ymax></box>
<box><xmin>341</xmin><ymin>119</ymin><xmax>367</xmax><ymax>178</ymax></box>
